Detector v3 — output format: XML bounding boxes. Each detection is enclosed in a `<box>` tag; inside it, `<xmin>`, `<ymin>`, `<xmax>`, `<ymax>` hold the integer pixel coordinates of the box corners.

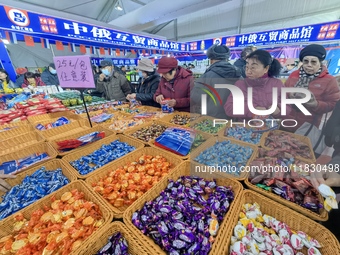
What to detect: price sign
<box><xmin>53</xmin><ymin>55</ymin><xmax>95</xmax><ymax>88</ymax></box>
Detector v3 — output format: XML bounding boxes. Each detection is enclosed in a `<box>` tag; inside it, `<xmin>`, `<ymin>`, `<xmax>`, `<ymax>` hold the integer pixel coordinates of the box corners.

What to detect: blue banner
<box><xmin>91</xmin><ymin>58</ymin><xmax>137</xmax><ymax>66</ymax></box>
<box><xmin>188</xmin><ymin>21</ymin><xmax>340</xmax><ymax>51</ymax></box>
<box><xmin>0</xmin><ymin>5</ymin><xmax>187</xmax><ymax>52</ymax></box>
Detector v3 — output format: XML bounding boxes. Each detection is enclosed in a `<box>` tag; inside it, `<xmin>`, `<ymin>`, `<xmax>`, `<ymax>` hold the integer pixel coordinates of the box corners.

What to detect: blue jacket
<box><xmin>41</xmin><ymin>69</ymin><xmax>60</xmax><ymax>85</ymax></box>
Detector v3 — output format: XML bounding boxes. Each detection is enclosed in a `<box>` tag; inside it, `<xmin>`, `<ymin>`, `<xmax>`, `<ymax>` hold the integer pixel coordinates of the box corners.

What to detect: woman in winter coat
<box><xmin>0</xmin><ymin>69</ymin><xmax>18</xmax><ymax>92</ymax></box>
<box><xmin>224</xmin><ymin>49</ymin><xmax>290</xmax><ymax>120</ymax></box>
<box><xmin>154</xmin><ymin>57</ymin><xmax>193</xmax><ymax>112</ymax></box>
<box><xmin>21</xmin><ymin>72</ymin><xmax>46</xmax><ymax>88</ymax></box>
<box><xmin>283</xmin><ymin>44</ymin><xmax>340</xmax><ymax>132</ymax></box>
<box><xmin>126</xmin><ymin>58</ymin><xmax>160</xmax><ymax>107</ymax></box>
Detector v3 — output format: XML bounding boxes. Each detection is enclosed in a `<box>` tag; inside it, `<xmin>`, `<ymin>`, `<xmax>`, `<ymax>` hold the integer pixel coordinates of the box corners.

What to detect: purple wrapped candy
<box><xmin>172</xmin><ymin>240</ymin><xmax>186</xmax><ymax>249</ymax></box>
<box><xmin>97</xmin><ymin>232</ymin><xmax>131</xmax><ymax>255</ymax></box>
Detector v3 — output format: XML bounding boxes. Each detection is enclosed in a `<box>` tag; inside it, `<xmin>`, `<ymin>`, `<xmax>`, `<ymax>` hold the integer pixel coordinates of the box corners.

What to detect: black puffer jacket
<box><xmin>136</xmin><ymin>74</ymin><xmax>160</xmax><ymax>107</ymax></box>
<box><xmin>234</xmin><ymin>58</ymin><xmax>246</xmax><ymax>78</ymax></box>
<box><xmin>191</xmin><ymin>60</ymin><xmax>241</xmax><ymax>119</ymax></box>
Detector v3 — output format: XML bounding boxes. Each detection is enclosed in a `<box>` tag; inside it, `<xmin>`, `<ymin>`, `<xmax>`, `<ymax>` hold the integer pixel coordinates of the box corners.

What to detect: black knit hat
<box><xmin>299</xmin><ymin>44</ymin><xmax>326</xmax><ymax>61</ymax></box>
<box><xmin>206</xmin><ymin>44</ymin><xmax>230</xmax><ymax>60</ymax></box>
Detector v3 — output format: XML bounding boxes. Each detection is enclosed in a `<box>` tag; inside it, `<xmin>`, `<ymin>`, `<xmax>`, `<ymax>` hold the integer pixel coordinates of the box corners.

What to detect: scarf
<box><xmin>294</xmin><ymin>66</ymin><xmax>322</xmax><ymax>88</ymax></box>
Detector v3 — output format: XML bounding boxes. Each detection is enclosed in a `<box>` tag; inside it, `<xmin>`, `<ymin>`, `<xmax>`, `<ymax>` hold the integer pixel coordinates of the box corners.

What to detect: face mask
<box><xmin>102</xmin><ymin>69</ymin><xmax>110</xmax><ymax>76</ymax></box>
<box><xmin>138</xmin><ymin>71</ymin><xmax>143</xmax><ymax>77</ymax></box>
<box><xmin>50</xmin><ymin>69</ymin><xmax>57</xmax><ymax>74</ymax></box>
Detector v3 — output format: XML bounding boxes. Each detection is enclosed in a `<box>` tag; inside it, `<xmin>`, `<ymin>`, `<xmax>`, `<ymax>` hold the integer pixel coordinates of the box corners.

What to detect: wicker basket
<box><xmin>190</xmin><ymin>115</ymin><xmax>227</xmax><ymax>136</ymax></box>
<box><xmin>123</xmin><ymin>161</ymin><xmax>243</xmax><ymax>255</ymax></box>
<box><xmin>27</xmin><ymin>110</ymin><xmax>83</xmax><ymax>124</ymax></box>
<box><xmin>38</xmin><ymin>119</ymin><xmax>92</xmax><ymax>141</ymax></box>
<box><xmin>244</xmin><ymin>147</ymin><xmax>327</xmax><ymax>221</ymax></box>
<box><xmin>160</xmin><ymin>112</ymin><xmax>201</xmax><ymax>126</ymax></box>
<box><xmin>62</xmin><ymin>134</ymin><xmax>145</xmax><ymax>180</ymax></box>
<box><xmin>82</xmin><ymin>221</ymin><xmax>153</xmax><ymax>255</ymax></box>
<box><xmin>0</xmin><ymin>131</ymin><xmax>45</xmax><ymax>155</ymax></box>
<box><xmin>85</xmin><ymin>146</ymin><xmax>183</xmax><ymax>218</ymax></box>
<box><xmin>0</xmin><ymin>119</ymin><xmax>30</xmax><ymax>128</ymax></box>
<box><xmin>190</xmin><ymin>136</ymin><xmax>258</xmax><ymax>181</ymax></box>
<box><xmin>0</xmin><ymin>159</ymin><xmax>77</xmax><ymax>206</ymax></box>
<box><xmin>0</xmin><ymin>142</ymin><xmax>58</xmax><ymax>174</ymax></box>
<box><xmin>0</xmin><ymin>180</ymin><xmax>113</xmax><ymax>255</ymax></box>
<box><xmin>124</xmin><ymin>120</ymin><xmax>175</xmax><ymax>146</ymax></box>
<box><xmin>49</xmin><ymin>126</ymin><xmax>115</xmax><ymax>157</ymax></box>
<box><xmin>261</xmin><ymin>130</ymin><xmax>317</xmax><ymax>163</ymax></box>
<box><xmin>219</xmin><ymin>190</ymin><xmax>339</xmax><ymax>255</ymax></box>
<box><xmin>0</xmin><ymin>125</ymin><xmax>34</xmax><ymax>141</ymax></box>
<box><xmin>220</xmin><ymin>123</ymin><xmax>269</xmax><ymax>146</ymax></box>
<box><xmin>103</xmin><ymin>116</ymin><xmax>150</xmax><ymax>134</ymax></box>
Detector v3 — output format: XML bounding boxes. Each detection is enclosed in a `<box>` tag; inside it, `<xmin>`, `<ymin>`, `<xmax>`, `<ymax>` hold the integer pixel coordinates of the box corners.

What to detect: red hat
<box><xmin>157</xmin><ymin>57</ymin><xmax>178</xmax><ymax>73</ymax></box>
<box><xmin>16</xmin><ymin>67</ymin><xmax>27</xmax><ymax>75</ymax></box>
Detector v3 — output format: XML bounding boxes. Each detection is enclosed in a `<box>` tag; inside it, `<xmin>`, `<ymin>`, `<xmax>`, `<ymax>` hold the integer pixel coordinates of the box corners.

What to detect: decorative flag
<box><xmin>115</xmin><ymin>49</ymin><xmax>120</xmax><ymax>56</ymax></box>
<box><xmin>153</xmin><ymin>49</ymin><xmax>156</xmax><ymax>54</ymax></box>
<box><xmin>55</xmin><ymin>41</ymin><xmax>64</xmax><ymax>51</ymax></box>
<box><xmin>99</xmin><ymin>47</ymin><xmax>105</xmax><ymax>55</ymax></box>
<box><xmin>24</xmin><ymin>35</ymin><xmax>35</xmax><ymax>47</ymax></box>
<box><xmin>90</xmin><ymin>46</ymin><xmax>94</xmax><ymax>54</ymax></box>
<box><xmin>41</xmin><ymin>38</ymin><xmax>45</xmax><ymax>48</ymax></box>
<box><xmin>80</xmin><ymin>45</ymin><xmax>86</xmax><ymax>54</ymax></box>
<box><xmin>12</xmin><ymin>33</ymin><xmax>18</xmax><ymax>44</ymax></box>
<box><xmin>5</xmin><ymin>31</ymin><xmax>11</xmax><ymax>43</ymax></box>
<box><xmin>131</xmin><ymin>49</ymin><xmax>136</xmax><ymax>54</ymax></box>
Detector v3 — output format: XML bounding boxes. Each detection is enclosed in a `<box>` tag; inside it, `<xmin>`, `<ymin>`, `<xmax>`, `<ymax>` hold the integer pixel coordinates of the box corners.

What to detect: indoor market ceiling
<box><xmin>3</xmin><ymin>0</ymin><xmax>340</xmax><ymax>43</ymax></box>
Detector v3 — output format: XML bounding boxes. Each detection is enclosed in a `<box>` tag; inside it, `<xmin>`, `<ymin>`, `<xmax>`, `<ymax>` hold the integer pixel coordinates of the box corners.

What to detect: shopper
<box><xmin>96</xmin><ymin>59</ymin><xmax>131</xmax><ymax>102</ymax></box>
<box><xmin>224</xmin><ymin>49</ymin><xmax>289</xmax><ymax>119</ymax></box>
<box><xmin>234</xmin><ymin>46</ymin><xmax>256</xmax><ymax>78</ymax></box>
<box><xmin>21</xmin><ymin>72</ymin><xmax>46</xmax><ymax>88</ymax></box>
<box><xmin>0</xmin><ymin>174</ymin><xmax>16</xmax><ymax>192</ymax></box>
<box><xmin>126</xmin><ymin>58</ymin><xmax>160</xmax><ymax>107</ymax></box>
<box><xmin>15</xmin><ymin>67</ymin><xmax>28</xmax><ymax>87</ymax></box>
<box><xmin>0</xmin><ymin>68</ymin><xmax>18</xmax><ymax>92</ymax></box>
<box><xmin>191</xmin><ymin>44</ymin><xmax>242</xmax><ymax>118</ymax></box>
<box><xmin>41</xmin><ymin>63</ymin><xmax>60</xmax><ymax>85</ymax></box>
<box><xmin>154</xmin><ymin>57</ymin><xmax>193</xmax><ymax>112</ymax></box>
<box><xmin>283</xmin><ymin>44</ymin><xmax>340</xmax><ymax>132</ymax></box>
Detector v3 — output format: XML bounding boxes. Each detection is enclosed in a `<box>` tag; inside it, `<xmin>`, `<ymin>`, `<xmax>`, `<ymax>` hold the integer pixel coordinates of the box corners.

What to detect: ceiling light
<box><xmin>115</xmin><ymin>2</ymin><xmax>123</xmax><ymax>11</ymax></box>
<box><xmin>2</xmin><ymin>39</ymin><xmax>9</xmax><ymax>44</ymax></box>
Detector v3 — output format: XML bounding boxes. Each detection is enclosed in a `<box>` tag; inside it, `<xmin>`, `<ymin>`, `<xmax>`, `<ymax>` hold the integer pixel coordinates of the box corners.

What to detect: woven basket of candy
<box><xmin>62</xmin><ymin>134</ymin><xmax>145</xmax><ymax>180</ymax></box>
<box><xmin>103</xmin><ymin>115</ymin><xmax>151</xmax><ymax>134</ymax></box>
<box><xmin>85</xmin><ymin>146</ymin><xmax>183</xmax><ymax>219</ymax></box>
<box><xmin>124</xmin><ymin>120</ymin><xmax>177</xmax><ymax>146</ymax></box>
<box><xmin>190</xmin><ymin>115</ymin><xmax>227</xmax><ymax>136</ymax></box>
<box><xmin>38</xmin><ymin>119</ymin><xmax>92</xmax><ymax>141</ymax></box>
<box><xmin>261</xmin><ymin>130</ymin><xmax>317</xmax><ymax>163</ymax></box>
<box><xmin>222</xmin><ymin>190</ymin><xmax>339</xmax><ymax>255</ymax></box>
<box><xmin>123</xmin><ymin>160</ymin><xmax>243</xmax><ymax>255</ymax></box>
<box><xmin>83</xmin><ymin>221</ymin><xmax>154</xmax><ymax>255</ymax></box>
<box><xmin>49</xmin><ymin>126</ymin><xmax>115</xmax><ymax>157</ymax></box>
<box><xmin>0</xmin><ymin>180</ymin><xmax>113</xmax><ymax>255</ymax></box>
<box><xmin>160</xmin><ymin>112</ymin><xmax>201</xmax><ymax>127</ymax></box>
<box><xmin>221</xmin><ymin>123</ymin><xmax>276</xmax><ymax>146</ymax></box>
<box><xmin>0</xmin><ymin>131</ymin><xmax>45</xmax><ymax>156</ymax></box>
<box><xmin>190</xmin><ymin>136</ymin><xmax>258</xmax><ymax>181</ymax></box>
<box><xmin>79</xmin><ymin>110</ymin><xmax>131</xmax><ymax>125</ymax></box>
<box><xmin>244</xmin><ymin>147</ymin><xmax>328</xmax><ymax>221</ymax></box>
<box><xmin>0</xmin><ymin>125</ymin><xmax>34</xmax><ymax>140</ymax></box>
<box><xmin>0</xmin><ymin>142</ymin><xmax>58</xmax><ymax>175</ymax></box>
<box><xmin>27</xmin><ymin>110</ymin><xmax>83</xmax><ymax>124</ymax></box>
<box><xmin>0</xmin><ymin>159</ymin><xmax>77</xmax><ymax>220</ymax></box>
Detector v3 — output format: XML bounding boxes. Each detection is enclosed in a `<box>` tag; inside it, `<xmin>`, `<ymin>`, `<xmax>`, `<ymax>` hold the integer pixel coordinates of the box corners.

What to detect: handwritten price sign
<box><xmin>53</xmin><ymin>55</ymin><xmax>95</xmax><ymax>89</ymax></box>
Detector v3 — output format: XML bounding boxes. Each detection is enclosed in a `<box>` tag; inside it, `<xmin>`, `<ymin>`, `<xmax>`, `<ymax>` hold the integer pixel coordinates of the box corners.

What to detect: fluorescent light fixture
<box><xmin>2</xmin><ymin>39</ymin><xmax>10</xmax><ymax>44</ymax></box>
<box><xmin>167</xmin><ymin>54</ymin><xmax>170</xmax><ymax>57</ymax></box>
<box><xmin>115</xmin><ymin>2</ymin><xmax>123</xmax><ymax>11</ymax></box>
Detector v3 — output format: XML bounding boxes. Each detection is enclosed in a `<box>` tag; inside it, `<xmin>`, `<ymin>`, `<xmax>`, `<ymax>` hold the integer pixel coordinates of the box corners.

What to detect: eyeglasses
<box><xmin>244</xmin><ymin>65</ymin><xmax>260</xmax><ymax>72</ymax></box>
<box><xmin>302</xmin><ymin>59</ymin><xmax>319</xmax><ymax>66</ymax></box>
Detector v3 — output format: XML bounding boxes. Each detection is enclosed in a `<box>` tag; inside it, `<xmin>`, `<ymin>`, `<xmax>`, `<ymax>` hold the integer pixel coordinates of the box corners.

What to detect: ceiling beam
<box><xmin>97</xmin><ymin>0</ymin><xmax>118</xmax><ymax>21</ymax></box>
<box><xmin>130</xmin><ymin>0</ymin><xmax>146</xmax><ymax>5</ymax></box>
<box><xmin>149</xmin><ymin>20</ymin><xmax>174</xmax><ymax>34</ymax></box>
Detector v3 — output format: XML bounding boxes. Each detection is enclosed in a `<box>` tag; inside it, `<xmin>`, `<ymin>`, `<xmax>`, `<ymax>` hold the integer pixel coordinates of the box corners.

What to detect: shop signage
<box><xmin>91</xmin><ymin>58</ymin><xmax>137</xmax><ymax>66</ymax></box>
<box><xmin>188</xmin><ymin>21</ymin><xmax>340</xmax><ymax>51</ymax></box>
<box><xmin>0</xmin><ymin>5</ymin><xmax>187</xmax><ymax>52</ymax></box>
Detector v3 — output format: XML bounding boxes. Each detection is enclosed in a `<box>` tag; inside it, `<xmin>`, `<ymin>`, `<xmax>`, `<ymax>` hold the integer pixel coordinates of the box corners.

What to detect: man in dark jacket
<box><xmin>126</xmin><ymin>58</ymin><xmax>160</xmax><ymax>107</ymax></box>
<box><xmin>96</xmin><ymin>59</ymin><xmax>131</xmax><ymax>102</ymax></box>
<box><xmin>41</xmin><ymin>63</ymin><xmax>60</xmax><ymax>85</ymax></box>
<box><xmin>190</xmin><ymin>44</ymin><xmax>242</xmax><ymax>119</ymax></box>
<box><xmin>233</xmin><ymin>46</ymin><xmax>255</xmax><ymax>78</ymax></box>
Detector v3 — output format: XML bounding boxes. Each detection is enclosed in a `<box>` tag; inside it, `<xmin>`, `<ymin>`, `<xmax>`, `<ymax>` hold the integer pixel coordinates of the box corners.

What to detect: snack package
<box><xmin>129</xmin><ymin>98</ymin><xmax>141</xmax><ymax>109</ymax></box>
<box><xmin>160</xmin><ymin>98</ymin><xmax>174</xmax><ymax>113</ymax></box>
<box><xmin>90</xmin><ymin>113</ymin><xmax>113</xmax><ymax>123</ymax></box>
<box><xmin>57</xmin><ymin>131</ymin><xmax>105</xmax><ymax>151</ymax></box>
<box><xmin>0</xmin><ymin>153</ymin><xmax>49</xmax><ymax>174</ymax></box>
<box><xmin>155</xmin><ymin>127</ymin><xmax>196</xmax><ymax>156</ymax></box>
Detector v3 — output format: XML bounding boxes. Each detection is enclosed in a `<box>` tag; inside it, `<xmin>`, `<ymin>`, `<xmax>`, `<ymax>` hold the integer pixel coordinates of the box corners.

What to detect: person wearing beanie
<box><xmin>225</xmin><ymin>49</ymin><xmax>291</xmax><ymax>120</ymax></box>
<box><xmin>126</xmin><ymin>58</ymin><xmax>160</xmax><ymax>107</ymax></box>
<box><xmin>234</xmin><ymin>46</ymin><xmax>256</xmax><ymax>78</ymax></box>
<box><xmin>41</xmin><ymin>63</ymin><xmax>60</xmax><ymax>85</ymax></box>
<box><xmin>283</xmin><ymin>44</ymin><xmax>340</xmax><ymax>133</ymax></box>
<box><xmin>96</xmin><ymin>58</ymin><xmax>131</xmax><ymax>102</ymax></box>
<box><xmin>154</xmin><ymin>57</ymin><xmax>193</xmax><ymax>112</ymax></box>
<box><xmin>190</xmin><ymin>44</ymin><xmax>242</xmax><ymax>118</ymax></box>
